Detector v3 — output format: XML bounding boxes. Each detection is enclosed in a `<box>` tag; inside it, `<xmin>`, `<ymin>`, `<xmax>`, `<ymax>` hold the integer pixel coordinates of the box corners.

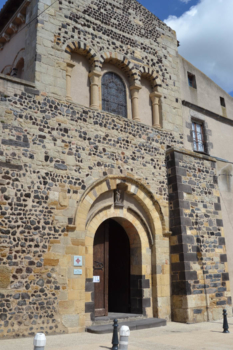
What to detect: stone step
<box><xmin>86</xmin><ymin>317</ymin><xmax>167</xmax><ymax>334</ymax></box>
<box><xmin>92</xmin><ymin>313</ymin><xmax>146</xmax><ymax>326</ymax></box>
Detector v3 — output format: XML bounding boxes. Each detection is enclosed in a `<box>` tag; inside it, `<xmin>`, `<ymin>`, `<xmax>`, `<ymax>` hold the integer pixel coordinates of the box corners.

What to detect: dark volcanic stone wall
<box><xmin>167</xmin><ymin>148</ymin><xmax>232</xmax><ymax>323</ymax></box>
<box><xmin>0</xmin><ymin>89</ymin><xmax>182</xmax><ymax>337</ymax></box>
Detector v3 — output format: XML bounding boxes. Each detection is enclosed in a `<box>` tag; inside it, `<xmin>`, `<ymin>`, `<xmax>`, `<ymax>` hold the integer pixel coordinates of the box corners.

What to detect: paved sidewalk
<box><xmin>1</xmin><ymin>318</ymin><xmax>233</xmax><ymax>350</ymax></box>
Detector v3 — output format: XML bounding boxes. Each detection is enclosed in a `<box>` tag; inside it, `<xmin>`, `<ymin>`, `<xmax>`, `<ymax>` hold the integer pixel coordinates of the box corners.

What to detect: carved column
<box><xmin>130</xmin><ymin>85</ymin><xmax>142</xmax><ymax>122</ymax></box>
<box><xmin>150</xmin><ymin>91</ymin><xmax>162</xmax><ymax>128</ymax></box>
<box><xmin>89</xmin><ymin>70</ymin><xmax>102</xmax><ymax>110</ymax></box>
<box><xmin>66</xmin><ymin>61</ymin><xmax>75</xmax><ymax>101</ymax></box>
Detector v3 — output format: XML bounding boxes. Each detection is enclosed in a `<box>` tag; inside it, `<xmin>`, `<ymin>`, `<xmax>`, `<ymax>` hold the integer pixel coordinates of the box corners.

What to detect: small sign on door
<box><xmin>93</xmin><ymin>276</ymin><xmax>100</xmax><ymax>283</ymax></box>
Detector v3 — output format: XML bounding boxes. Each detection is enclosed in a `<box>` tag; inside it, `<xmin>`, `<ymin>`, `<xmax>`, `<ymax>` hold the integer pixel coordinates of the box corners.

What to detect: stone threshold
<box><xmin>93</xmin><ymin>312</ymin><xmax>145</xmax><ymax>324</ymax></box>
<box><xmin>95</xmin><ymin>312</ymin><xmax>144</xmax><ymax>319</ymax></box>
<box><xmin>86</xmin><ymin>317</ymin><xmax>167</xmax><ymax>334</ymax></box>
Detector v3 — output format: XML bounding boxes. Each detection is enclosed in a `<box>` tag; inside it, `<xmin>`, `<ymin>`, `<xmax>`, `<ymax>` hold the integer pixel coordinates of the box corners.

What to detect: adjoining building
<box><xmin>0</xmin><ymin>0</ymin><xmax>232</xmax><ymax>338</ymax></box>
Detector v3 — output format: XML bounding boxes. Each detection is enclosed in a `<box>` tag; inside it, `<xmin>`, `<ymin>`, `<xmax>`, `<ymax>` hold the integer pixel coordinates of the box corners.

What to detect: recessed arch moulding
<box><xmin>64</xmin><ymin>41</ymin><xmax>163</xmax><ymax>126</ymax></box>
<box><xmin>49</xmin><ymin>175</ymin><xmax>171</xmax><ymax>333</ymax></box>
<box><xmin>1</xmin><ymin>48</ymin><xmax>25</xmax><ymax>78</ymax></box>
<box><xmin>64</xmin><ymin>40</ymin><xmax>163</xmax><ymax>90</ymax></box>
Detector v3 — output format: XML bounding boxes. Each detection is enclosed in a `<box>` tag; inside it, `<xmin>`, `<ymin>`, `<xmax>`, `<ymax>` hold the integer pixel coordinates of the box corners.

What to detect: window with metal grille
<box><xmin>102</xmin><ymin>72</ymin><xmax>127</xmax><ymax>118</ymax></box>
<box><xmin>192</xmin><ymin>121</ymin><xmax>205</xmax><ymax>152</ymax></box>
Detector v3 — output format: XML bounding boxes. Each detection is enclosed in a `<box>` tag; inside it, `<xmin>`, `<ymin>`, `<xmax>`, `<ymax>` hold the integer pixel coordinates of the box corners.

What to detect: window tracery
<box><xmin>102</xmin><ymin>72</ymin><xmax>127</xmax><ymax>118</ymax></box>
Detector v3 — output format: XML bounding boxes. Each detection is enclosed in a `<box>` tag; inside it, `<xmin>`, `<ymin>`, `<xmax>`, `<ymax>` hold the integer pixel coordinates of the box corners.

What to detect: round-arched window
<box><xmin>102</xmin><ymin>72</ymin><xmax>127</xmax><ymax>118</ymax></box>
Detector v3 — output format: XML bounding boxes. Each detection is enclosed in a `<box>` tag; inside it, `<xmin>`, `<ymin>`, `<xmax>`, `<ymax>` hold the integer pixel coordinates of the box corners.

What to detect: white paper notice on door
<box><xmin>93</xmin><ymin>276</ymin><xmax>100</xmax><ymax>283</ymax></box>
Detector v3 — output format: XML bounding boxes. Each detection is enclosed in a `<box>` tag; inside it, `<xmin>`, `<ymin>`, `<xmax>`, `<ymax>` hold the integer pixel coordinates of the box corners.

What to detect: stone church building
<box><xmin>0</xmin><ymin>0</ymin><xmax>233</xmax><ymax>338</ymax></box>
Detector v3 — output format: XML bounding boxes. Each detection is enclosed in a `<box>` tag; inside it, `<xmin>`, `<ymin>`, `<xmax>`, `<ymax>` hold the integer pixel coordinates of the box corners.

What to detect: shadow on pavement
<box><xmin>210</xmin><ymin>331</ymin><xmax>224</xmax><ymax>333</ymax></box>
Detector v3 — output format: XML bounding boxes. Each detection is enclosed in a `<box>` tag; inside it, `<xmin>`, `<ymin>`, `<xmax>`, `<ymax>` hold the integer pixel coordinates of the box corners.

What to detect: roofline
<box><xmin>0</xmin><ymin>0</ymin><xmax>29</xmax><ymax>36</ymax></box>
<box><xmin>0</xmin><ymin>0</ymin><xmax>27</xmax><ymax>32</ymax></box>
<box><xmin>179</xmin><ymin>54</ymin><xmax>233</xmax><ymax>101</ymax></box>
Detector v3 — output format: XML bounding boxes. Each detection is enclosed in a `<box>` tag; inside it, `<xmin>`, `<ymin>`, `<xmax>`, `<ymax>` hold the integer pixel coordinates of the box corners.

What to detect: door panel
<box><xmin>108</xmin><ymin>220</ymin><xmax>130</xmax><ymax>313</ymax></box>
<box><xmin>93</xmin><ymin>221</ymin><xmax>109</xmax><ymax>316</ymax></box>
<box><xmin>93</xmin><ymin>219</ymin><xmax>130</xmax><ymax>316</ymax></box>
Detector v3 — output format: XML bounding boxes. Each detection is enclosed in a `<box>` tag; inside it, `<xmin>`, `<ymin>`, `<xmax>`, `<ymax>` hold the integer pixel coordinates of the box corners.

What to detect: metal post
<box><xmin>112</xmin><ymin>319</ymin><xmax>119</xmax><ymax>350</ymax></box>
<box><xmin>119</xmin><ymin>325</ymin><xmax>130</xmax><ymax>350</ymax></box>
<box><xmin>223</xmin><ymin>309</ymin><xmax>230</xmax><ymax>333</ymax></box>
<box><xmin>34</xmin><ymin>333</ymin><xmax>46</xmax><ymax>350</ymax></box>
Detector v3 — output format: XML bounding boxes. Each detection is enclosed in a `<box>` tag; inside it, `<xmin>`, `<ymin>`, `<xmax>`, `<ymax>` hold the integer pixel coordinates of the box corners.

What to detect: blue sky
<box><xmin>141</xmin><ymin>0</ymin><xmax>233</xmax><ymax>97</ymax></box>
<box><xmin>137</xmin><ymin>0</ymin><xmax>199</xmax><ymax>21</ymax></box>
<box><xmin>0</xmin><ymin>0</ymin><xmax>5</xmax><ymax>10</ymax></box>
<box><xmin>0</xmin><ymin>0</ymin><xmax>232</xmax><ymax>97</ymax></box>
<box><xmin>0</xmin><ymin>0</ymin><xmax>199</xmax><ymax>19</ymax></box>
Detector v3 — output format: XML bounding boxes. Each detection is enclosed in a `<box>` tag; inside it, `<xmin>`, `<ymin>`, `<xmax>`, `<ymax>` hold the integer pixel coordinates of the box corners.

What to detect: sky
<box><xmin>0</xmin><ymin>0</ymin><xmax>232</xmax><ymax>97</ymax></box>
<box><xmin>138</xmin><ymin>0</ymin><xmax>233</xmax><ymax>97</ymax></box>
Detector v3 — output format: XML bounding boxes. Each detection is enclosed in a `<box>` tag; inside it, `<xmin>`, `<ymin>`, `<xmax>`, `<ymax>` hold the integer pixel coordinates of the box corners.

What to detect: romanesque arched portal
<box><xmin>71</xmin><ymin>175</ymin><xmax>171</xmax><ymax>327</ymax></box>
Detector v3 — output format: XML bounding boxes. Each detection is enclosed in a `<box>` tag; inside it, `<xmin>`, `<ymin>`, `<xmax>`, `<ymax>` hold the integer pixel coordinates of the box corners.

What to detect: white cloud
<box><xmin>165</xmin><ymin>0</ymin><xmax>233</xmax><ymax>94</ymax></box>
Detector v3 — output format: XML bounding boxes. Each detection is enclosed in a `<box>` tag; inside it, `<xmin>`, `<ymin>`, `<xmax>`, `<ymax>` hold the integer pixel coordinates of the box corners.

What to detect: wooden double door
<box><xmin>93</xmin><ymin>219</ymin><xmax>130</xmax><ymax>317</ymax></box>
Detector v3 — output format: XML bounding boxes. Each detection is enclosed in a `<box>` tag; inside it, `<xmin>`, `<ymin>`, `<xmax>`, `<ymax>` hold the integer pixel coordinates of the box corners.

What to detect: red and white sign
<box><xmin>74</xmin><ymin>256</ymin><xmax>82</xmax><ymax>267</ymax></box>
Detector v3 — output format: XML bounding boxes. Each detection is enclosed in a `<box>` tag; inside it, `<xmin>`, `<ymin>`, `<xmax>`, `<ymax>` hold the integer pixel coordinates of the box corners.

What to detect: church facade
<box><xmin>0</xmin><ymin>0</ymin><xmax>232</xmax><ymax>338</ymax></box>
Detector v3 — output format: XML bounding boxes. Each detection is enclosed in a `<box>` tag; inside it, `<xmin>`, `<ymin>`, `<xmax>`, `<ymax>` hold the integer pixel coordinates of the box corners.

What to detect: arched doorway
<box><xmin>93</xmin><ymin>218</ymin><xmax>139</xmax><ymax>317</ymax></box>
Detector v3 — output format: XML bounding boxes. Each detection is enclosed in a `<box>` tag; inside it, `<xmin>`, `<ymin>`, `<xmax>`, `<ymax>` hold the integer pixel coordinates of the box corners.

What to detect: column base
<box><xmin>90</xmin><ymin>105</ymin><xmax>99</xmax><ymax>110</ymax></box>
<box><xmin>153</xmin><ymin>124</ymin><xmax>161</xmax><ymax>129</ymax></box>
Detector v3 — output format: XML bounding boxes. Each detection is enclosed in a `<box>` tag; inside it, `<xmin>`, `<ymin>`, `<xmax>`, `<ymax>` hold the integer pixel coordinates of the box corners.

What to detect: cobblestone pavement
<box><xmin>1</xmin><ymin>318</ymin><xmax>233</xmax><ymax>350</ymax></box>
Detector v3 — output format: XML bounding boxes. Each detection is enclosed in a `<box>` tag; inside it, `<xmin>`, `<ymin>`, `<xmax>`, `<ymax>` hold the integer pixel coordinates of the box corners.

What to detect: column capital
<box><xmin>89</xmin><ymin>70</ymin><xmax>102</xmax><ymax>86</ymax></box>
<box><xmin>89</xmin><ymin>70</ymin><xmax>102</xmax><ymax>78</ymax></box>
<box><xmin>65</xmin><ymin>60</ymin><xmax>76</xmax><ymax>69</ymax></box>
<box><xmin>150</xmin><ymin>91</ymin><xmax>162</xmax><ymax>100</ymax></box>
<box><xmin>130</xmin><ymin>84</ymin><xmax>142</xmax><ymax>92</ymax></box>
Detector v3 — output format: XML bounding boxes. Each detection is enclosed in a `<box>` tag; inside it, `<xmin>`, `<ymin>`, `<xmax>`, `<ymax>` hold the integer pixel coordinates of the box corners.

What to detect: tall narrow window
<box><xmin>187</xmin><ymin>72</ymin><xmax>197</xmax><ymax>89</ymax></box>
<box><xmin>102</xmin><ymin>72</ymin><xmax>127</xmax><ymax>118</ymax></box>
<box><xmin>220</xmin><ymin>97</ymin><xmax>226</xmax><ymax>107</ymax></box>
<box><xmin>192</xmin><ymin>121</ymin><xmax>205</xmax><ymax>152</ymax></box>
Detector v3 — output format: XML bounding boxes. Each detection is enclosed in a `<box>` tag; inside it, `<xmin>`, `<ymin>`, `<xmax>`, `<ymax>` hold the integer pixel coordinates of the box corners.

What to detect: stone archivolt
<box><xmin>65</xmin><ymin>41</ymin><xmax>98</xmax><ymax>67</ymax></box>
<box><xmin>70</xmin><ymin>175</ymin><xmax>171</xmax><ymax>323</ymax></box>
<box><xmin>1</xmin><ymin>48</ymin><xmax>25</xmax><ymax>77</ymax></box>
<box><xmin>75</xmin><ymin>175</ymin><xmax>168</xmax><ymax>237</ymax></box>
<box><xmin>65</xmin><ymin>40</ymin><xmax>163</xmax><ymax>125</ymax></box>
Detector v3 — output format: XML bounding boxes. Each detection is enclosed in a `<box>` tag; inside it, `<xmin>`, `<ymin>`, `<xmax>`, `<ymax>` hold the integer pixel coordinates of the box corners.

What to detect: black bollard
<box><xmin>112</xmin><ymin>319</ymin><xmax>119</xmax><ymax>350</ymax></box>
<box><xmin>223</xmin><ymin>309</ymin><xmax>230</xmax><ymax>333</ymax></box>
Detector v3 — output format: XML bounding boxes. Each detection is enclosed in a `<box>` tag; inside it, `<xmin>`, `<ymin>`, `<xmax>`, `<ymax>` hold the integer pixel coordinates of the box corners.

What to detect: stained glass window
<box><xmin>102</xmin><ymin>72</ymin><xmax>127</xmax><ymax>118</ymax></box>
